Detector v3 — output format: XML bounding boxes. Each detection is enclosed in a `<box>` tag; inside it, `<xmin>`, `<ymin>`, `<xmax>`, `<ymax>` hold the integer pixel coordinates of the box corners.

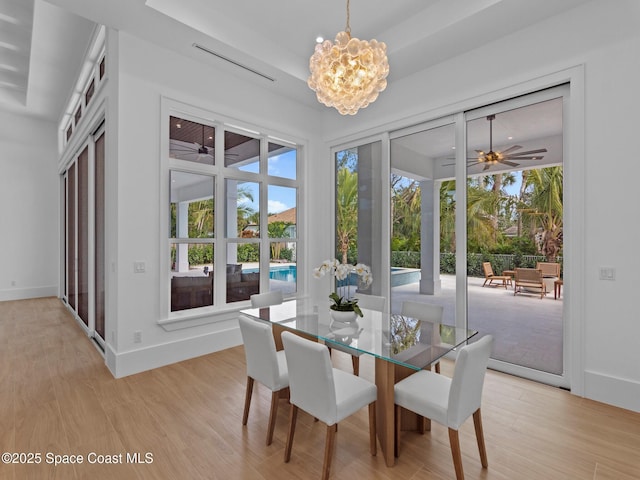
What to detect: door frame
<box><xmin>462</xmin><ymin>84</ymin><xmax>570</xmax><ymax>388</ymax></box>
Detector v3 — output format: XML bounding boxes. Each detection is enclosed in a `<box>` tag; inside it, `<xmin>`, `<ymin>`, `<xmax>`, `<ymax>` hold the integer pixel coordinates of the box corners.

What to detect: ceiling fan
<box><xmin>170</xmin><ymin>133</ymin><xmax>238</xmax><ymax>162</ymax></box>
<box><xmin>447</xmin><ymin>114</ymin><xmax>547</xmax><ymax>171</ymax></box>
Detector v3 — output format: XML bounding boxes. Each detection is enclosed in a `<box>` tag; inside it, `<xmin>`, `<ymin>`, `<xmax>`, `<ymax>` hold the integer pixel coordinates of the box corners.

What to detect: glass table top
<box><xmin>240</xmin><ymin>298</ymin><xmax>477</xmax><ymax>371</ymax></box>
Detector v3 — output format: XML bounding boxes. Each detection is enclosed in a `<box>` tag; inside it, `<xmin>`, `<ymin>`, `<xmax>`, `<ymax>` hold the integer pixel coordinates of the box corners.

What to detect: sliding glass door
<box><xmin>465</xmin><ymin>89</ymin><xmax>565</xmax><ymax>384</ymax></box>
<box><xmin>389</xmin><ymin>120</ymin><xmax>457</xmax><ymax>324</ymax></box>
<box><xmin>386</xmin><ymin>85</ymin><xmax>568</xmax><ymax>387</ymax></box>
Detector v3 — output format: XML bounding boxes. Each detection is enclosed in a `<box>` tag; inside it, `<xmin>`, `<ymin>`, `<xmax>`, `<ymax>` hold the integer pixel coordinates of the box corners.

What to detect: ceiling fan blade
<box><xmin>508</xmin><ymin>148</ymin><xmax>547</xmax><ymax>156</ymax></box>
<box><xmin>483</xmin><ymin>163</ymin><xmax>491</xmax><ymax>171</ymax></box>
<box><xmin>500</xmin><ymin>145</ymin><xmax>522</xmax><ymax>155</ymax></box>
<box><xmin>505</xmin><ymin>156</ymin><xmax>545</xmax><ymax>160</ymax></box>
<box><xmin>502</xmin><ymin>160</ymin><xmax>519</xmax><ymax>167</ymax></box>
<box><xmin>171</xmin><ymin>147</ymin><xmax>198</xmax><ymax>151</ymax></box>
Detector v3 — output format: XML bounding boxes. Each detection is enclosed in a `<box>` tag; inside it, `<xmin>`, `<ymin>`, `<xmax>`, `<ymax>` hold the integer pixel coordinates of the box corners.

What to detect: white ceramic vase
<box><xmin>330</xmin><ymin>309</ymin><xmax>358</xmax><ymax>323</ymax></box>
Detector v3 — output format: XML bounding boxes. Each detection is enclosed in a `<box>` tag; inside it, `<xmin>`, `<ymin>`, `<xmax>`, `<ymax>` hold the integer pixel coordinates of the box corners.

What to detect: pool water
<box><xmin>244</xmin><ymin>265</ymin><xmax>296</xmax><ymax>282</ymax></box>
<box><xmin>269</xmin><ymin>265</ymin><xmax>296</xmax><ymax>282</ymax></box>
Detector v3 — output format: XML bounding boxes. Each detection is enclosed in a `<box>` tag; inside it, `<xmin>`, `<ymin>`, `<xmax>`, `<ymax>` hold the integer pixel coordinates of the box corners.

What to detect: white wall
<box><xmin>107</xmin><ymin>32</ymin><xmax>329</xmax><ymax>377</ymax></box>
<box><xmin>312</xmin><ymin>0</ymin><xmax>640</xmax><ymax>412</ymax></box>
<box><xmin>4</xmin><ymin>0</ymin><xmax>638</xmax><ymax>413</ymax></box>
<box><xmin>0</xmin><ymin>112</ymin><xmax>59</xmax><ymax>301</ymax></box>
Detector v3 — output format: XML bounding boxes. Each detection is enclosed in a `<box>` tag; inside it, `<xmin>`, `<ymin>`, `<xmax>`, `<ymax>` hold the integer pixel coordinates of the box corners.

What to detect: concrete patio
<box><xmin>391</xmin><ymin>274</ymin><xmax>564</xmax><ymax>375</ymax></box>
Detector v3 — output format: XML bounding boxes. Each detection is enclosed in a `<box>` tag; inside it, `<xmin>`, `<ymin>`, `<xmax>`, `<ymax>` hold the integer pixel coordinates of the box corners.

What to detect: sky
<box><xmin>237</xmin><ymin>149</ymin><xmax>297</xmax><ymax>214</ymax></box>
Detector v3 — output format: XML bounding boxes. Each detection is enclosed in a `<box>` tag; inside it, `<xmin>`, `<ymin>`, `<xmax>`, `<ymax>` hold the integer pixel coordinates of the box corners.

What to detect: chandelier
<box><xmin>307</xmin><ymin>0</ymin><xmax>389</xmax><ymax>115</ymax></box>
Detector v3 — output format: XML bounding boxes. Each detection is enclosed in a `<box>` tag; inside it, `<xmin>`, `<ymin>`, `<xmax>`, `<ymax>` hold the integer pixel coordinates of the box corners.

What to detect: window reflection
<box><xmin>169</xmin><ymin>116</ymin><xmax>215</xmax><ymax>165</ymax></box>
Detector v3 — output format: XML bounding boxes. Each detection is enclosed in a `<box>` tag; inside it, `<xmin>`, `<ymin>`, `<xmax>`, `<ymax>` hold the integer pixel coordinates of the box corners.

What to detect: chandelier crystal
<box><xmin>307</xmin><ymin>0</ymin><xmax>389</xmax><ymax>115</ymax></box>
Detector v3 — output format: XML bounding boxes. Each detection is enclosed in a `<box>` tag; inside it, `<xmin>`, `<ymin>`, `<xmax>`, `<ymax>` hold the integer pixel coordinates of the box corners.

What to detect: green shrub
<box><xmin>238</xmin><ymin>244</ymin><xmax>260</xmax><ymax>262</ymax></box>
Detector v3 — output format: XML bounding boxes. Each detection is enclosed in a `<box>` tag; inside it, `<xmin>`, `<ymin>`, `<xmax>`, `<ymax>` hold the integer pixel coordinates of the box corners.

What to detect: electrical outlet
<box><xmin>599</xmin><ymin>267</ymin><xmax>615</xmax><ymax>281</ymax></box>
<box><xmin>134</xmin><ymin>331</ymin><xmax>142</xmax><ymax>343</ymax></box>
<box><xmin>134</xmin><ymin>262</ymin><xmax>146</xmax><ymax>273</ymax></box>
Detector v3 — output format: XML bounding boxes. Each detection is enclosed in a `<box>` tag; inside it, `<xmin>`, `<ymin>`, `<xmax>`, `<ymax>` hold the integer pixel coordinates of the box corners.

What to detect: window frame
<box><xmin>160</xmin><ymin>98</ymin><xmax>303</xmax><ymax>323</ymax></box>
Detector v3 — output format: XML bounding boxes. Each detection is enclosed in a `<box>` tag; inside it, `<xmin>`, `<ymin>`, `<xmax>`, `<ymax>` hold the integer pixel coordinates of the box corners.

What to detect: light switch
<box><xmin>599</xmin><ymin>267</ymin><xmax>615</xmax><ymax>281</ymax></box>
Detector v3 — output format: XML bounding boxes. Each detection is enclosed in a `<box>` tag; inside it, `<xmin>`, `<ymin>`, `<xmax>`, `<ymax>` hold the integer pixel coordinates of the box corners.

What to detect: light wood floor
<box><xmin>1</xmin><ymin>297</ymin><xmax>639</xmax><ymax>480</ymax></box>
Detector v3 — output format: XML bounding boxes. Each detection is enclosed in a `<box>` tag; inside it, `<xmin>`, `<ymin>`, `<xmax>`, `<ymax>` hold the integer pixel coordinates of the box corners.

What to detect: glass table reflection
<box><xmin>240</xmin><ymin>298</ymin><xmax>477</xmax><ymax>466</ymax></box>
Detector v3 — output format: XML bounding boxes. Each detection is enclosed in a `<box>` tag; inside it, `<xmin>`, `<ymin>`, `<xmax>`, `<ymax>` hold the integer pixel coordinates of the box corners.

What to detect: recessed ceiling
<box><xmin>2</xmin><ymin>0</ymin><xmax>592</xmax><ymax>121</ymax></box>
<box><xmin>0</xmin><ymin>0</ymin><xmax>95</xmax><ymax>121</ymax></box>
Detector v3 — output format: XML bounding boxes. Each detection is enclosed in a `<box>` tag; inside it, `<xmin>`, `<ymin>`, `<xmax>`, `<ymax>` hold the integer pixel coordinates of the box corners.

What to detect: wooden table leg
<box><xmin>375</xmin><ymin>357</ymin><xmax>396</xmax><ymax>467</ymax></box>
<box><xmin>374</xmin><ymin>357</ymin><xmax>422</xmax><ymax>467</ymax></box>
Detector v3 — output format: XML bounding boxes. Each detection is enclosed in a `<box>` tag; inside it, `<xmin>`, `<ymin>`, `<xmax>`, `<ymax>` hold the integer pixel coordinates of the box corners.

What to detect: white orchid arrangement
<box><xmin>313</xmin><ymin>259</ymin><xmax>373</xmax><ymax>316</ymax></box>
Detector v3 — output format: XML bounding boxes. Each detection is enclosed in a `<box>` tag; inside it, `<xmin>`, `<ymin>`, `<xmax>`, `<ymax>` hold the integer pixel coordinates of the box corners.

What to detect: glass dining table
<box><xmin>240</xmin><ymin>298</ymin><xmax>477</xmax><ymax>467</ymax></box>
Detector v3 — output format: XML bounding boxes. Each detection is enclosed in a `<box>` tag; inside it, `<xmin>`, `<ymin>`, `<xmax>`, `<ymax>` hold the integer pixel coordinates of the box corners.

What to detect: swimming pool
<box><xmin>244</xmin><ymin>265</ymin><xmax>297</xmax><ymax>282</ymax></box>
<box><xmin>269</xmin><ymin>265</ymin><xmax>296</xmax><ymax>282</ymax></box>
<box><xmin>391</xmin><ymin>267</ymin><xmax>420</xmax><ymax>287</ymax></box>
<box><xmin>244</xmin><ymin>265</ymin><xmax>417</xmax><ymax>286</ymax></box>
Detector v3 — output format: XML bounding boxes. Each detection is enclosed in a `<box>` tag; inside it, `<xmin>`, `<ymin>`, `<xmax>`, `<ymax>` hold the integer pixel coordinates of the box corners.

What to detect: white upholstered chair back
<box><xmin>353</xmin><ymin>293</ymin><xmax>386</xmax><ymax>312</ymax></box>
<box><xmin>250</xmin><ymin>290</ymin><xmax>284</xmax><ymax>308</ymax></box>
<box><xmin>401</xmin><ymin>300</ymin><xmax>444</xmax><ymax>322</ymax></box>
<box><xmin>238</xmin><ymin>315</ymin><xmax>288</xmax><ymax>392</ymax></box>
<box><xmin>281</xmin><ymin>331</ymin><xmax>338</xmax><ymax>424</ymax></box>
<box><xmin>447</xmin><ymin>335</ymin><xmax>493</xmax><ymax>429</ymax></box>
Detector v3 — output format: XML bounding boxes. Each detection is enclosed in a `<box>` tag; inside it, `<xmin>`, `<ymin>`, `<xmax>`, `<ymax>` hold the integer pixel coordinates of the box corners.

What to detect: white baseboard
<box><xmin>0</xmin><ymin>285</ymin><xmax>58</xmax><ymax>302</ymax></box>
<box><xmin>107</xmin><ymin>324</ymin><xmax>243</xmax><ymax>378</ymax></box>
<box><xmin>584</xmin><ymin>370</ymin><xmax>640</xmax><ymax>413</ymax></box>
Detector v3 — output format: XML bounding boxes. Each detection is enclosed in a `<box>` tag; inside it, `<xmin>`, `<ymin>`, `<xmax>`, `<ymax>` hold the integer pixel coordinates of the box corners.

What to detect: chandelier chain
<box><xmin>345</xmin><ymin>0</ymin><xmax>351</xmax><ymax>35</ymax></box>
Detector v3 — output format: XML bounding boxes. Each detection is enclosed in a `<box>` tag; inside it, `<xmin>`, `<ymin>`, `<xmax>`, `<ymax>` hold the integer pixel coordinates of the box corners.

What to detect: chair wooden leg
<box><xmin>284</xmin><ymin>404</ymin><xmax>298</xmax><ymax>463</ymax></box>
<box><xmin>352</xmin><ymin>355</ymin><xmax>360</xmax><ymax>376</ymax></box>
<box><xmin>368</xmin><ymin>402</ymin><xmax>377</xmax><ymax>456</ymax></box>
<box><xmin>242</xmin><ymin>377</ymin><xmax>254</xmax><ymax>425</ymax></box>
<box><xmin>448</xmin><ymin>428</ymin><xmax>465</xmax><ymax>480</ymax></box>
<box><xmin>266</xmin><ymin>390</ymin><xmax>280</xmax><ymax>446</ymax></box>
<box><xmin>435</xmin><ymin>361</ymin><xmax>441</xmax><ymax>374</ymax></box>
<box><xmin>473</xmin><ymin>409</ymin><xmax>488</xmax><ymax>468</ymax></box>
<box><xmin>417</xmin><ymin>415</ymin><xmax>431</xmax><ymax>433</ymax></box>
<box><xmin>322</xmin><ymin>424</ymin><xmax>338</xmax><ymax>480</ymax></box>
<box><xmin>394</xmin><ymin>404</ymin><xmax>401</xmax><ymax>458</ymax></box>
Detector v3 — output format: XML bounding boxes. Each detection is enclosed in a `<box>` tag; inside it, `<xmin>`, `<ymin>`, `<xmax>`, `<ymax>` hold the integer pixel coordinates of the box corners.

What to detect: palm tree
<box><xmin>521</xmin><ymin>166</ymin><xmax>563</xmax><ymax>261</ymax></box>
<box><xmin>391</xmin><ymin>175</ymin><xmax>421</xmax><ymax>251</ymax></box>
<box><xmin>439</xmin><ymin>180</ymin><xmax>456</xmax><ymax>252</ymax></box>
<box><xmin>466</xmin><ymin>177</ymin><xmax>501</xmax><ymax>251</ymax></box>
<box><xmin>268</xmin><ymin>221</ymin><xmax>292</xmax><ymax>260</ymax></box>
<box><xmin>190</xmin><ymin>199</ymin><xmax>214</xmax><ymax>237</ymax></box>
<box><xmin>336</xmin><ymin>166</ymin><xmax>358</xmax><ymax>264</ymax></box>
<box><xmin>235</xmin><ymin>185</ymin><xmax>256</xmax><ymax>234</ymax></box>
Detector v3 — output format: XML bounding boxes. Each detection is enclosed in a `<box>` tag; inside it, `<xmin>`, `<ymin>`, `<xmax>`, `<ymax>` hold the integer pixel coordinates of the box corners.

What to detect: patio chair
<box><xmin>514</xmin><ymin>268</ymin><xmax>546</xmax><ymax>299</ymax></box>
<box><xmin>482</xmin><ymin>262</ymin><xmax>511</xmax><ymax>289</ymax></box>
<box><xmin>535</xmin><ymin>262</ymin><xmax>561</xmax><ymax>279</ymax></box>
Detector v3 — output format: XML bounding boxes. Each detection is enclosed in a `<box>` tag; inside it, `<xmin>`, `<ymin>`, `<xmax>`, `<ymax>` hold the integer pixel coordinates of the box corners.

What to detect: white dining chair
<box><xmin>394</xmin><ymin>335</ymin><xmax>494</xmax><ymax>480</ymax></box>
<box><xmin>328</xmin><ymin>293</ymin><xmax>386</xmax><ymax>376</ymax></box>
<box><xmin>353</xmin><ymin>292</ymin><xmax>386</xmax><ymax>311</ymax></box>
<box><xmin>281</xmin><ymin>331</ymin><xmax>377</xmax><ymax>480</ymax></box>
<box><xmin>238</xmin><ymin>314</ymin><xmax>289</xmax><ymax>446</ymax></box>
<box><xmin>401</xmin><ymin>300</ymin><xmax>445</xmax><ymax>373</ymax></box>
<box><xmin>250</xmin><ymin>290</ymin><xmax>283</xmax><ymax>308</ymax></box>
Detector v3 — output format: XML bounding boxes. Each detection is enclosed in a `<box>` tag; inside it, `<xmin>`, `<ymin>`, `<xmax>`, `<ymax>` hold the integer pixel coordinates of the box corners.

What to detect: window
<box><xmin>169</xmin><ymin>170</ymin><xmax>215</xmax><ymax>311</ymax></box>
<box><xmin>170</xmin><ymin>116</ymin><xmax>214</xmax><ymax>165</ymax></box>
<box><xmin>165</xmin><ymin>109</ymin><xmax>300</xmax><ymax>314</ymax></box>
<box><xmin>85</xmin><ymin>79</ymin><xmax>95</xmax><ymax>106</ymax></box>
